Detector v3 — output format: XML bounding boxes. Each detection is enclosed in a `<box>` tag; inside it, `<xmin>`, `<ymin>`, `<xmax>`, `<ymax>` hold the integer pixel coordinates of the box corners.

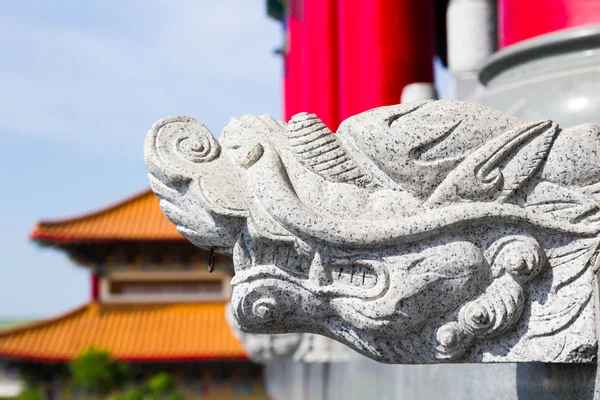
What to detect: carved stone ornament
<box><xmin>225</xmin><ymin>302</ymin><xmax>354</xmax><ymax>363</ymax></box>
<box><xmin>144</xmin><ymin>100</ymin><xmax>600</xmax><ymax>363</ymax></box>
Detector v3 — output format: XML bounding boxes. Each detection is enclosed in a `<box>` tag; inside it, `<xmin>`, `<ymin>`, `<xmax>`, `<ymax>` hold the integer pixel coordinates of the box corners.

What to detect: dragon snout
<box><xmin>231</xmin><ymin>279</ymin><xmax>326</xmax><ymax>334</ymax></box>
<box><xmin>232</xmin><ymin>284</ymin><xmax>286</xmax><ymax>331</ymax></box>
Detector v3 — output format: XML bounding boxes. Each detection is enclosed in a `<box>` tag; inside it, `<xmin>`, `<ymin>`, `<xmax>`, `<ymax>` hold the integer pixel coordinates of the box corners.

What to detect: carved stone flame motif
<box><xmin>144</xmin><ymin>100</ymin><xmax>600</xmax><ymax>363</ymax></box>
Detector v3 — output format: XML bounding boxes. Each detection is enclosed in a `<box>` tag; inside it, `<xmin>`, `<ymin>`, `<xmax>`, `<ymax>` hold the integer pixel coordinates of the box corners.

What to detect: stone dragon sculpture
<box><xmin>224</xmin><ymin>302</ymin><xmax>353</xmax><ymax>363</ymax></box>
<box><xmin>144</xmin><ymin>100</ymin><xmax>600</xmax><ymax>363</ymax></box>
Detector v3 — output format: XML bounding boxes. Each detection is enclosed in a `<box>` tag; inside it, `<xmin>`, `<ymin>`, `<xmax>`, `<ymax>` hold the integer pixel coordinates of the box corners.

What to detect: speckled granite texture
<box><xmin>225</xmin><ymin>300</ymin><xmax>353</xmax><ymax>363</ymax></box>
<box><xmin>144</xmin><ymin>100</ymin><xmax>599</xmax><ymax>363</ymax></box>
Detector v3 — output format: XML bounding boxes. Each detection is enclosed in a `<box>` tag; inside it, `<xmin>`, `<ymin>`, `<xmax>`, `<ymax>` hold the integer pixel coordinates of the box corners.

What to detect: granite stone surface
<box><xmin>144</xmin><ymin>100</ymin><xmax>599</xmax><ymax>364</ymax></box>
<box><xmin>225</xmin><ymin>301</ymin><xmax>353</xmax><ymax>363</ymax></box>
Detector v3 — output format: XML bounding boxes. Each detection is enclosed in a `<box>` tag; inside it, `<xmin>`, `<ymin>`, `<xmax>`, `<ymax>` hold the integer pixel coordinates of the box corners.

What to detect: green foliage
<box><xmin>110</xmin><ymin>386</ymin><xmax>147</xmax><ymax>400</ymax></box>
<box><xmin>69</xmin><ymin>347</ymin><xmax>130</xmax><ymax>397</ymax></box>
<box><xmin>12</xmin><ymin>348</ymin><xmax>183</xmax><ymax>400</ymax></box>
<box><xmin>146</xmin><ymin>372</ymin><xmax>174</xmax><ymax>395</ymax></box>
<box><xmin>108</xmin><ymin>372</ymin><xmax>182</xmax><ymax>400</ymax></box>
<box><xmin>15</xmin><ymin>387</ymin><xmax>44</xmax><ymax>400</ymax></box>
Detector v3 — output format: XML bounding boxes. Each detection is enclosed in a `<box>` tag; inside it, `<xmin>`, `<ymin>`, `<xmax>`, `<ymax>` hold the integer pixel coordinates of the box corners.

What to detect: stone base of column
<box><xmin>265</xmin><ymin>361</ymin><xmax>600</xmax><ymax>400</ymax></box>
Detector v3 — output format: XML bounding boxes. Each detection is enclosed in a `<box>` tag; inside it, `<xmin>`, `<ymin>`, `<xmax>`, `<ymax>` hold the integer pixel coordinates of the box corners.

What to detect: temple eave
<box><xmin>0</xmin><ymin>302</ymin><xmax>247</xmax><ymax>363</ymax></box>
<box><xmin>29</xmin><ymin>190</ymin><xmax>187</xmax><ymax>245</ymax></box>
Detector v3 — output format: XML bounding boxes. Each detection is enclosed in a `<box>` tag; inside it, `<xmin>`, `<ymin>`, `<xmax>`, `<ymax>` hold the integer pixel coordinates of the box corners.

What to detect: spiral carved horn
<box><xmin>286</xmin><ymin>113</ymin><xmax>371</xmax><ymax>187</ymax></box>
<box><xmin>144</xmin><ymin>116</ymin><xmax>221</xmax><ymax>186</ymax></box>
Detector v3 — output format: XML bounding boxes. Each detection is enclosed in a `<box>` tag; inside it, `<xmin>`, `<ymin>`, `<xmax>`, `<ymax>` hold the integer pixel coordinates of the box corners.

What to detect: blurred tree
<box><xmin>110</xmin><ymin>386</ymin><xmax>146</xmax><ymax>400</ymax></box>
<box><xmin>69</xmin><ymin>347</ymin><xmax>129</xmax><ymax>398</ymax></box>
<box><xmin>15</xmin><ymin>387</ymin><xmax>44</xmax><ymax>400</ymax></box>
<box><xmin>9</xmin><ymin>348</ymin><xmax>183</xmax><ymax>399</ymax></box>
<box><xmin>110</xmin><ymin>372</ymin><xmax>182</xmax><ymax>400</ymax></box>
<box><xmin>146</xmin><ymin>373</ymin><xmax>174</xmax><ymax>397</ymax></box>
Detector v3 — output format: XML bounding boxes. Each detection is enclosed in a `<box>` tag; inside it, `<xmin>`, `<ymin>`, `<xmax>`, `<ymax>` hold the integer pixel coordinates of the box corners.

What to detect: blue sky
<box><xmin>0</xmin><ymin>1</ymin><xmax>450</xmax><ymax>318</ymax></box>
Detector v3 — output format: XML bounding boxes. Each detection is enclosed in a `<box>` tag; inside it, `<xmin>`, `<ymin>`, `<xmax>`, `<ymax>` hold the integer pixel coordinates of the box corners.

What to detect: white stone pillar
<box><xmin>447</xmin><ymin>0</ymin><xmax>497</xmax><ymax>99</ymax></box>
<box><xmin>401</xmin><ymin>82</ymin><xmax>438</xmax><ymax>103</ymax></box>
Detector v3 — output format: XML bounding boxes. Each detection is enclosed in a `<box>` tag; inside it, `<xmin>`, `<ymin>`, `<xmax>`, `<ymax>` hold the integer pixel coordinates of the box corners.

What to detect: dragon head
<box><xmin>144</xmin><ymin>100</ymin><xmax>599</xmax><ymax>363</ymax></box>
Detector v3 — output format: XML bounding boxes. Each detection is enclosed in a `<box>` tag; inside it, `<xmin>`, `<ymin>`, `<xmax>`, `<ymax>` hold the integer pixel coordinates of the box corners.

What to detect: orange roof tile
<box><xmin>30</xmin><ymin>190</ymin><xmax>187</xmax><ymax>243</ymax></box>
<box><xmin>0</xmin><ymin>302</ymin><xmax>247</xmax><ymax>362</ymax></box>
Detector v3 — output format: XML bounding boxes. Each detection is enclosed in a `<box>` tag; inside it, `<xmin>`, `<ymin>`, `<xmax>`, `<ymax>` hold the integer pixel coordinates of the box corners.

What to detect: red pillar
<box><xmin>91</xmin><ymin>272</ymin><xmax>100</xmax><ymax>301</ymax></box>
<box><xmin>304</xmin><ymin>0</ymin><xmax>339</xmax><ymax>130</ymax></box>
<box><xmin>284</xmin><ymin>0</ymin><xmax>307</xmax><ymax>122</ymax></box>
<box><xmin>285</xmin><ymin>0</ymin><xmax>339</xmax><ymax>130</ymax></box>
<box><xmin>337</xmin><ymin>0</ymin><xmax>435</xmax><ymax>122</ymax></box>
<box><xmin>499</xmin><ymin>0</ymin><xmax>600</xmax><ymax>48</ymax></box>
